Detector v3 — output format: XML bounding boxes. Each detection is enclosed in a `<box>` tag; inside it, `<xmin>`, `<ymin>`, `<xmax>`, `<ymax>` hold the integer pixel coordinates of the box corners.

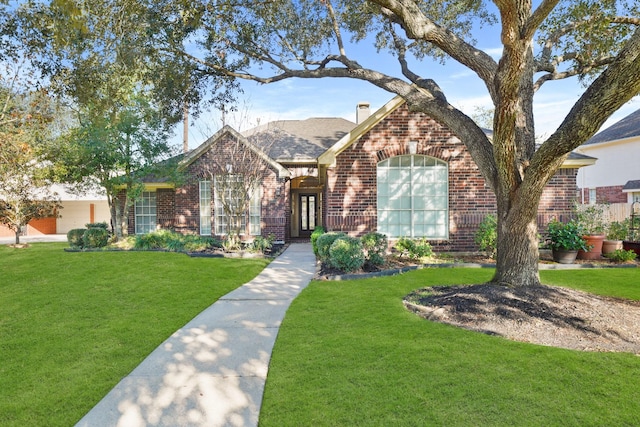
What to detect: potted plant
<box><xmin>574</xmin><ymin>204</ymin><xmax>606</xmax><ymax>260</ymax></box>
<box><xmin>623</xmin><ymin>203</ymin><xmax>640</xmax><ymax>256</ymax></box>
<box><xmin>547</xmin><ymin>219</ymin><xmax>589</xmax><ymax>264</ymax></box>
<box><xmin>603</xmin><ymin>219</ymin><xmax>627</xmax><ymax>254</ymax></box>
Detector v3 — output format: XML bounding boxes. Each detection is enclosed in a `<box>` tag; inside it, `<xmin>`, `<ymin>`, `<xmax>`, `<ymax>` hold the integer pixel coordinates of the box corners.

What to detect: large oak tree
<box><xmin>148</xmin><ymin>0</ymin><xmax>640</xmax><ymax>287</ymax></box>
<box><xmin>23</xmin><ymin>0</ymin><xmax>640</xmax><ymax>286</ymax></box>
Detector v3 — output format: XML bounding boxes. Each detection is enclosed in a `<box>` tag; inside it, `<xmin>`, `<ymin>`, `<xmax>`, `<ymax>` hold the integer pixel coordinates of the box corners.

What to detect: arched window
<box><xmin>377</xmin><ymin>155</ymin><xmax>448</xmax><ymax>238</ymax></box>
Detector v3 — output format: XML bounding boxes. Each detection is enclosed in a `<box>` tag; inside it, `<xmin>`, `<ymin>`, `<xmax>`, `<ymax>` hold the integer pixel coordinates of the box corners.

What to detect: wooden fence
<box><xmin>603</xmin><ymin>203</ymin><xmax>632</xmax><ymax>222</ymax></box>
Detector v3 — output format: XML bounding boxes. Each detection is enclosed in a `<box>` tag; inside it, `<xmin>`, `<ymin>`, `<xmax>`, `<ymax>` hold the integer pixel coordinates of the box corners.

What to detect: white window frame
<box><xmin>199</xmin><ymin>180</ymin><xmax>212</xmax><ymax>235</ymax></box>
<box><xmin>135</xmin><ymin>191</ymin><xmax>157</xmax><ymax>234</ymax></box>
<box><xmin>377</xmin><ymin>155</ymin><xmax>448</xmax><ymax>239</ymax></box>
<box><xmin>214</xmin><ymin>175</ymin><xmax>261</xmax><ymax>236</ymax></box>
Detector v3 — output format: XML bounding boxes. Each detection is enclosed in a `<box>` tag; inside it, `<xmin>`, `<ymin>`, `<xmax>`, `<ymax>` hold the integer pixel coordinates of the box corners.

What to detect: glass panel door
<box><xmin>299</xmin><ymin>194</ymin><xmax>317</xmax><ymax>236</ymax></box>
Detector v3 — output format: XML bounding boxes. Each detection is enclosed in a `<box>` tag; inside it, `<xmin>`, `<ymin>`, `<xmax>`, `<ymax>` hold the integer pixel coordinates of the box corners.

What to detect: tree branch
<box><xmin>523</xmin><ymin>0</ymin><xmax>559</xmax><ymax>40</ymax></box>
<box><xmin>532</xmin><ymin>26</ymin><xmax>640</xmax><ymax>185</ymax></box>
<box><xmin>371</xmin><ymin>0</ymin><xmax>499</xmax><ymax>103</ymax></box>
<box><xmin>535</xmin><ymin>15</ymin><xmax>640</xmax><ymax>90</ymax></box>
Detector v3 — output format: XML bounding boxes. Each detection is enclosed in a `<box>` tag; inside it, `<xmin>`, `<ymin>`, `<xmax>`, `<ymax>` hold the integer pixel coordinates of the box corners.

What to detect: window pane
<box><xmin>376</xmin><ymin>155</ymin><xmax>448</xmax><ymax>238</ymax></box>
<box><xmin>135</xmin><ymin>191</ymin><xmax>157</xmax><ymax>234</ymax></box>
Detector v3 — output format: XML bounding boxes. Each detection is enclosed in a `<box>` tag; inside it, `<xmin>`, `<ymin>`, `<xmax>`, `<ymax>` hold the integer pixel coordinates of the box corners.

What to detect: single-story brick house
<box><xmin>126</xmin><ymin>96</ymin><xmax>595</xmax><ymax>251</ymax></box>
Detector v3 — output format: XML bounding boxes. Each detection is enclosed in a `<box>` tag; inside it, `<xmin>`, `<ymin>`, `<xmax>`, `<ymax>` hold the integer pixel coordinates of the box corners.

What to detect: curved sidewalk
<box><xmin>76</xmin><ymin>243</ymin><xmax>316</xmax><ymax>427</ymax></box>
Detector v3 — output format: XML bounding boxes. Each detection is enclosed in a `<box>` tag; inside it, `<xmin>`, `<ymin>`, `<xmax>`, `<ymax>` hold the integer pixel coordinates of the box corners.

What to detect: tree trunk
<box><xmin>14</xmin><ymin>229</ymin><xmax>20</xmax><ymax>245</ymax></box>
<box><xmin>492</xmin><ymin>198</ymin><xmax>542</xmax><ymax>288</ymax></box>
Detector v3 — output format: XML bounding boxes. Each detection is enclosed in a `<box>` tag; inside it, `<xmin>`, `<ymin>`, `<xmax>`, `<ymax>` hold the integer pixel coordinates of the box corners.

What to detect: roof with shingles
<box><xmin>243</xmin><ymin>118</ymin><xmax>356</xmax><ymax>162</ymax></box>
<box><xmin>584</xmin><ymin>108</ymin><xmax>640</xmax><ymax>145</ymax></box>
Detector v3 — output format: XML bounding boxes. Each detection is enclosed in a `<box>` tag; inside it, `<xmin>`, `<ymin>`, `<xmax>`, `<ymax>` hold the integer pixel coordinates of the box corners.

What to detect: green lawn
<box><xmin>261</xmin><ymin>268</ymin><xmax>640</xmax><ymax>426</ymax></box>
<box><xmin>0</xmin><ymin>243</ymin><xmax>270</xmax><ymax>427</ymax></box>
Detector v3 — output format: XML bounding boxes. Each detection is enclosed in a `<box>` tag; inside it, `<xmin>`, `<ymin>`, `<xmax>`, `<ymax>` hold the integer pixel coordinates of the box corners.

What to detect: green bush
<box><xmin>316</xmin><ymin>232</ymin><xmax>346</xmax><ymax>262</ymax></box>
<box><xmin>67</xmin><ymin>229</ymin><xmax>86</xmax><ymax>249</ymax></box>
<box><xmin>250</xmin><ymin>235</ymin><xmax>275</xmax><ymax>253</ymax></box>
<box><xmin>310</xmin><ymin>226</ymin><xmax>326</xmax><ymax>256</ymax></box>
<box><xmin>607</xmin><ymin>220</ymin><xmax>629</xmax><ymax>241</ymax></box>
<box><xmin>395</xmin><ymin>237</ymin><xmax>433</xmax><ymax>260</ymax></box>
<box><xmin>134</xmin><ymin>230</ymin><xmax>168</xmax><ymax>250</ymax></box>
<box><xmin>83</xmin><ymin>227</ymin><xmax>109</xmax><ymax>248</ymax></box>
<box><xmin>329</xmin><ymin>236</ymin><xmax>365</xmax><ymax>272</ymax></box>
<box><xmin>605</xmin><ymin>249</ymin><xmax>637</xmax><ymax>263</ymax></box>
<box><xmin>361</xmin><ymin>232</ymin><xmax>388</xmax><ymax>267</ymax></box>
<box><xmin>86</xmin><ymin>222</ymin><xmax>108</xmax><ymax>230</ymax></box>
<box><xmin>475</xmin><ymin>214</ymin><xmax>497</xmax><ymax>259</ymax></box>
<box><xmin>546</xmin><ymin>219</ymin><xmax>588</xmax><ymax>251</ymax></box>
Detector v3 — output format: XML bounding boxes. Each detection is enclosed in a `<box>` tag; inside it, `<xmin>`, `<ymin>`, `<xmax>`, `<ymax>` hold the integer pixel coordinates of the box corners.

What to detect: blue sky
<box><xmin>177</xmin><ymin>20</ymin><xmax>640</xmax><ymax>150</ymax></box>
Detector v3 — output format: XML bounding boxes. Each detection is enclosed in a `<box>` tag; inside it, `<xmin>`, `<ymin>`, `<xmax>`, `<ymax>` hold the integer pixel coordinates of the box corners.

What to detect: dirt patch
<box><xmin>405</xmin><ymin>284</ymin><xmax>640</xmax><ymax>355</ymax></box>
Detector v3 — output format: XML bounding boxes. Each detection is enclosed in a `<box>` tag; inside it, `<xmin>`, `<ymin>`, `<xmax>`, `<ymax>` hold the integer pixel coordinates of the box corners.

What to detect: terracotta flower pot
<box><xmin>602</xmin><ymin>240</ymin><xmax>623</xmax><ymax>255</ymax></box>
<box><xmin>577</xmin><ymin>234</ymin><xmax>605</xmax><ymax>260</ymax></box>
<box><xmin>552</xmin><ymin>249</ymin><xmax>579</xmax><ymax>264</ymax></box>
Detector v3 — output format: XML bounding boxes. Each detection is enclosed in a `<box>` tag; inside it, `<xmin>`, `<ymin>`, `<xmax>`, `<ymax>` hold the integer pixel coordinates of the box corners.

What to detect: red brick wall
<box><xmin>597</xmin><ymin>185</ymin><xmax>627</xmax><ymax>204</ymax></box>
<box><xmin>175</xmin><ymin>135</ymin><xmax>289</xmax><ymax>240</ymax></box>
<box><xmin>326</xmin><ymin>104</ymin><xmax>578</xmax><ymax>251</ymax></box>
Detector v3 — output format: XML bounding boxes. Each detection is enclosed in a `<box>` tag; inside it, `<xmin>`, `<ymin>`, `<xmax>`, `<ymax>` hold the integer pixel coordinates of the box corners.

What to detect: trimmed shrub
<box><xmin>86</xmin><ymin>222</ymin><xmax>108</xmax><ymax>230</ymax></box>
<box><xmin>395</xmin><ymin>237</ymin><xmax>433</xmax><ymax>260</ymax></box>
<box><xmin>361</xmin><ymin>232</ymin><xmax>388</xmax><ymax>267</ymax></box>
<box><xmin>83</xmin><ymin>227</ymin><xmax>109</xmax><ymax>248</ymax></box>
<box><xmin>310</xmin><ymin>226</ymin><xmax>326</xmax><ymax>256</ymax></box>
<box><xmin>316</xmin><ymin>232</ymin><xmax>346</xmax><ymax>262</ymax></box>
<box><xmin>329</xmin><ymin>236</ymin><xmax>365</xmax><ymax>272</ymax></box>
<box><xmin>67</xmin><ymin>229</ymin><xmax>86</xmax><ymax>249</ymax></box>
<box><xmin>474</xmin><ymin>214</ymin><xmax>497</xmax><ymax>259</ymax></box>
<box><xmin>134</xmin><ymin>230</ymin><xmax>168</xmax><ymax>250</ymax></box>
<box><xmin>605</xmin><ymin>249</ymin><xmax>637</xmax><ymax>263</ymax></box>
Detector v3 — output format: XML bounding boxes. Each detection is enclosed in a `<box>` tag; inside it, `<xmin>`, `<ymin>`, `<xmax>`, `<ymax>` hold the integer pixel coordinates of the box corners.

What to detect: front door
<box><xmin>299</xmin><ymin>194</ymin><xmax>317</xmax><ymax>237</ymax></box>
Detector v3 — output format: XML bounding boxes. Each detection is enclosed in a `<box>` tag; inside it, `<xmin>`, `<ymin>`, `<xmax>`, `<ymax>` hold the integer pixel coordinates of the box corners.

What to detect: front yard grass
<box><xmin>0</xmin><ymin>243</ymin><xmax>270</xmax><ymax>427</ymax></box>
<box><xmin>261</xmin><ymin>268</ymin><xmax>640</xmax><ymax>426</ymax></box>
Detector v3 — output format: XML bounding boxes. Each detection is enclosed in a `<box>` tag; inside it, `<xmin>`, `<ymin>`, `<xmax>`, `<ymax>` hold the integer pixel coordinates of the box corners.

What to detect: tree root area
<box><xmin>404</xmin><ymin>284</ymin><xmax>640</xmax><ymax>355</ymax></box>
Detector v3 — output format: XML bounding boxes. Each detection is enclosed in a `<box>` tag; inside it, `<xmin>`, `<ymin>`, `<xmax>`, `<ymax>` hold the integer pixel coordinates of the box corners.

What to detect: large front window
<box><xmin>135</xmin><ymin>191</ymin><xmax>157</xmax><ymax>234</ymax></box>
<box><xmin>214</xmin><ymin>175</ymin><xmax>261</xmax><ymax>235</ymax></box>
<box><xmin>377</xmin><ymin>155</ymin><xmax>448</xmax><ymax>238</ymax></box>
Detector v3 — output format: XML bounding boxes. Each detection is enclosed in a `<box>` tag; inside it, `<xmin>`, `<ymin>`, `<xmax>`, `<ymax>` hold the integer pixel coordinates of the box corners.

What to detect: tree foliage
<box><xmin>0</xmin><ymin>65</ymin><xmax>61</xmax><ymax>245</ymax></box>
<box><xmin>15</xmin><ymin>0</ymin><xmax>640</xmax><ymax>287</ymax></box>
<box><xmin>140</xmin><ymin>0</ymin><xmax>640</xmax><ymax>287</ymax></box>
<box><xmin>49</xmin><ymin>93</ymin><xmax>177</xmax><ymax>239</ymax></box>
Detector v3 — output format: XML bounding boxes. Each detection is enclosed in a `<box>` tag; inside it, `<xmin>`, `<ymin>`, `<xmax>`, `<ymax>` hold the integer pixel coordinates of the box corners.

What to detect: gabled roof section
<box><xmin>318</xmin><ymin>96</ymin><xmax>405</xmax><ymax>166</ymax></box>
<box><xmin>243</xmin><ymin>118</ymin><xmax>356</xmax><ymax>163</ymax></box>
<box><xmin>623</xmin><ymin>180</ymin><xmax>640</xmax><ymax>192</ymax></box>
<box><xmin>180</xmin><ymin>125</ymin><xmax>290</xmax><ymax>178</ymax></box>
<box><xmin>562</xmin><ymin>151</ymin><xmax>597</xmax><ymax>168</ymax></box>
<box><xmin>584</xmin><ymin>108</ymin><xmax>640</xmax><ymax>145</ymax></box>
<box><xmin>319</xmin><ymin>95</ymin><xmax>595</xmax><ymax>169</ymax></box>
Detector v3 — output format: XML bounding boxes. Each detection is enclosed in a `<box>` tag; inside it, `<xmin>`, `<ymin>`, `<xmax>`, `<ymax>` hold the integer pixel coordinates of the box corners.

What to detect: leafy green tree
<box><xmin>51</xmin><ymin>93</ymin><xmax>177</xmax><ymax>239</ymax></box>
<box><xmin>20</xmin><ymin>0</ymin><xmax>183</xmax><ymax>239</ymax></box>
<box><xmin>0</xmin><ymin>74</ymin><xmax>61</xmax><ymax>245</ymax></box>
<box><xmin>149</xmin><ymin>0</ymin><xmax>640</xmax><ymax>287</ymax></box>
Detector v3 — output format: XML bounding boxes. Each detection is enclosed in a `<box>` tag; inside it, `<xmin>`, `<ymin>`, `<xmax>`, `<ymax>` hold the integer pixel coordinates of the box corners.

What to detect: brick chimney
<box><xmin>356</xmin><ymin>102</ymin><xmax>370</xmax><ymax>124</ymax></box>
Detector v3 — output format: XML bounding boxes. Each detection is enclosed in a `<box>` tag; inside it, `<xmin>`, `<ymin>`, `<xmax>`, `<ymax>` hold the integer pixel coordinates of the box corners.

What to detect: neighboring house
<box><xmin>0</xmin><ymin>184</ymin><xmax>110</xmax><ymax>238</ymax></box>
<box><xmin>576</xmin><ymin>108</ymin><xmax>640</xmax><ymax>205</ymax></box>
<box><xmin>125</xmin><ymin>96</ymin><xmax>595</xmax><ymax>251</ymax></box>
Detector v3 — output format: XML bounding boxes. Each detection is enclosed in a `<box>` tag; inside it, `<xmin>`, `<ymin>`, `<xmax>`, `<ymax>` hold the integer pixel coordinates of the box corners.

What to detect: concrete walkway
<box><xmin>75</xmin><ymin>243</ymin><xmax>316</xmax><ymax>427</ymax></box>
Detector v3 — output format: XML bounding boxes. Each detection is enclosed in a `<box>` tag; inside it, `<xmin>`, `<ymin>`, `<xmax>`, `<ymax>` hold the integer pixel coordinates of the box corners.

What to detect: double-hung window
<box><xmin>377</xmin><ymin>155</ymin><xmax>448</xmax><ymax>239</ymax></box>
<box><xmin>135</xmin><ymin>191</ymin><xmax>157</xmax><ymax>234</ymax></box>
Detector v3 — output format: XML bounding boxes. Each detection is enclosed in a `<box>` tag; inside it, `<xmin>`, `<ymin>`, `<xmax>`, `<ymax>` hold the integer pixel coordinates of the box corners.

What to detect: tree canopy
<box><xmin>14</xmin><ymin>0</ymin><xmax>640</xmax><ymax>286</ymax></box>
<box><xmin>147</xmin><ymin>0</ymin><xmax>640</xmax><ymax>286</ymax></box>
